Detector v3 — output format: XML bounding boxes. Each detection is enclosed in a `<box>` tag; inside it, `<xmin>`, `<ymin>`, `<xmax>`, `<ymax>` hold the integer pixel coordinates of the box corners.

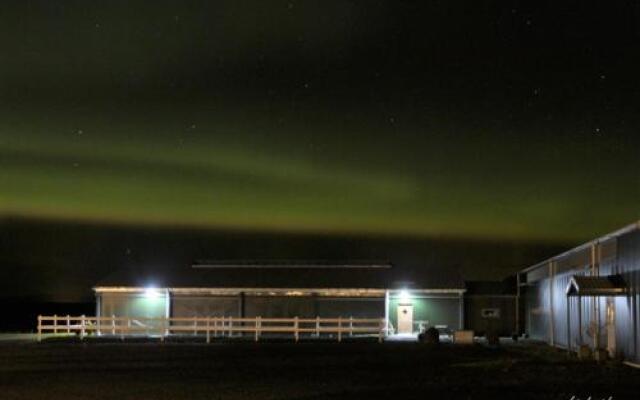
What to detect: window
<box><xmin>481</xmin><ymin>308</ymin><xmax>500</xmax><ymax>318</ymax></box>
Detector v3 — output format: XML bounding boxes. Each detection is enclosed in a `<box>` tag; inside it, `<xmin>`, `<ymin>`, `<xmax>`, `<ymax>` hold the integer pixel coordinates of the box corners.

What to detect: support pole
<box><xmin>549</xmin><ymin>262</ymin><xmax>555</xmax><ymax>346</ymax></box>
<box><xmin>567</xmin><ymin>295</ymin><xmax>571</xmax><ymax>352</ymax></box>
<box><xmin>338</xmin><ymin>317</ymin><xmax>342</xmax><ymax>342</ymax></box>
<box><xmin>294</xmin><ymin>317</ymin><xmax>299</xmax><ymax>342</ymax></box>
<box><xmin>206</xmin><ymin>318</ymin><xmax>210</xmax><ymax>344</ymax></box>
<box><xmin>315</xmin><ymin>316</ymin><xmax>320</xmax><ymax>338</ymax></box>
<box><xmin>578</xmin><ymin>299</ymin><xmax>582</xmax><ymax>345</ymax></box>
<box><xmin>516</xmin><ymin>273</ymin><xmax>521</xmax><ymax>335</ymax></box>
<box><xmin>349</xmin><ymin>316</ymin><xmax>353</xmax><ymax>337</ymax></box>
<box><xmin>384</xmin><ymin>290</ymin><xmax>390</xmax><ymax>336</ymax></box>
<box><xmin>37</xmin><ymin>315</ymin><xmax>42</xmax><ymax>342</ymax></box>
<box><xmin>80</xmin><ymin>315</ymin><xmax>86</xmax><ymax>340</ymax></box>
<box><xmin>53</xmin><ymin>314</ymin><xmax>58</xmax><ymax>334</ymax></box>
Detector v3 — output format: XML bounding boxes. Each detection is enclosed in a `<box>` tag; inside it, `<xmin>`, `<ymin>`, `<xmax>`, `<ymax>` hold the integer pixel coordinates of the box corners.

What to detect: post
<box><xmin>67</xmin><ymin>315</ymin><xmax>71</xmax><ymax>334</ymax></box>
<box><xmin>229</xmin><ymin>317</ymin><xmax>233</xmax><ymax>338</ymax></box>
<box><xmin>194</xmin><ymin>316</ymin><xmax>197</xmax><ymax>336</ymax></box>
<box><xmin>578</xmin><ymin>297</ymin><xmax>583</xmax><ymax>345</ymax></box>
<box><xmin>206</xmin><ymin>318</ymin><xmax>211</xmax><ymax>344</ymax></box>
<box><xmin>592</xmin><ymin>242</ymin><xmax>601</xmax><ymax>350</ymax></box>
<box><xmin>255</xmin><ymin>316</ymin><xmax>261</xmax><ymax>342</ymax></box>
<box><xmin>516</xmin><ymin>273</ymin><xmax>521</xmax><ymax>335</ymax></box>
<box><xmin>37</xmin><ymin>315</ymin><xmax>42</xmax><ymax>342</ymax></box>
<box><xmin>315</xmin><ymin>316</ymin><xmax>320</xmax><ymax>338</ymax></box>
<box><xmin>294</xmin><ymin>317</ymin><xmax>299</xmax><ymax>342</ymax></box>
<box><xmin>338</xmin><ymin>317</ymin><xmax>342</xmax><ymax>342</ymax></box>
<box><xmin>112</xmin><ymin>315</ymin><xmax>116</xmax><ymax>336</ymax></box>
<box><xmin>549</xmin><ymin>262</ymin><xmax>555</xmax><ymax>346</ymax></box>
<box><xmin>349</xmin><ymin>316</ymin><xmax>353</xmax><ymax>337</ymax></box>
<box><xmin>53</xmin><ymin>314</ymin><xmax>58</xmax><ymax>334</ymax></box>
<box><xmin>567</xmin><ymin>295</ymin><xmax>571</xmax><ymax>352</ymax></box>
<box><xmin>80</xmin><ymin>315</ymin><xmax>86</xmax><ymax>340</ymax></box>
<box><xmin>384</xmin><ymin>290</ymin><xmax>390</xmax><ymax>336</ymax></box>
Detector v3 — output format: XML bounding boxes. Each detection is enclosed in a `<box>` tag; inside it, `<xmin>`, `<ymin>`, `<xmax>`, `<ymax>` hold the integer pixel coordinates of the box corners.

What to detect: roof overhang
<box><xmin>566</xmin><ymin>275</ymin><xmax>627</xmax><ymax>297</ymax></box>
<box><xmin>93</xmin><ymin>287</ymin><xmax>465</xmax><ymax>297</ymax></box>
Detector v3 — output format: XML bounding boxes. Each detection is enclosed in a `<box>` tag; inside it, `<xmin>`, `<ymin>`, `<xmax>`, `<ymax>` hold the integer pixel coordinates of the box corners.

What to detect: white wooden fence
<box><xmin>37</xmin><ymin>315</ymin><xmax>386</xmax><ymax>343</ymax></box>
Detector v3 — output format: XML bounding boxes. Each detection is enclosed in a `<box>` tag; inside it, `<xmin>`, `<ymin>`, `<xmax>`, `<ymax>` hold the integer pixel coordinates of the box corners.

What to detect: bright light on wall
<box><xmin>144</xmin><ymin>287</ymin><xmax>161</xmax><ymax>298</ymax></box>
<box><xmin>399</xmin><ymin>289</ymin><xmax>411</xmax><ymax>302</ymax></box>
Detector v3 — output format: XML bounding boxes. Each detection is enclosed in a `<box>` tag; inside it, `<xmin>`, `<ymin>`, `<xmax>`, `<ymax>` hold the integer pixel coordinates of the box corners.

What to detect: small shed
<box><xmin>463</xmin><ymin>278</ymin><xmax>517</xmax><ymax>336</ymax></box>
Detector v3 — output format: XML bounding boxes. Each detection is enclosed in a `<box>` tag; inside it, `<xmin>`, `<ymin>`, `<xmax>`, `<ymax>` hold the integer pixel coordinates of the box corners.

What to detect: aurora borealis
<box><xmin>1</xmin><ymin>1</ymin><xmax>640</xmax><ymax>303</ymax></box>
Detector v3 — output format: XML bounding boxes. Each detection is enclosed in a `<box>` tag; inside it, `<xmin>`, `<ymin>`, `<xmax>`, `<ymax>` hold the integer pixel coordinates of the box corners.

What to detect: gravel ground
<box><xmin>0</xmin><ymin>338</ymin><xmax>638</xmax><ymax>400</ymax></box>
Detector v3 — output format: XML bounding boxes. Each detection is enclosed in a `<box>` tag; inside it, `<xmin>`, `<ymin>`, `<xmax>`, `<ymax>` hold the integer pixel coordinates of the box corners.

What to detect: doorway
<box><xmin>606</xmin><ymin>298</ymin><xmax>616</xmax><ymax>357</ymax></box>
<box><xmin>397</xmin><ymin>304</ymin><xmax>413</xmax><ymax>334</ymax></box>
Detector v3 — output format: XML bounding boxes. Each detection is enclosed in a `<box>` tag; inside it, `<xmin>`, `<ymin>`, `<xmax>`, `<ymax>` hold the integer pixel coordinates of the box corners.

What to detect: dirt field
<box><xmin>0</xmin><ymin>338</ymin><xmax>638</xmax><ymax>400</ymax></box>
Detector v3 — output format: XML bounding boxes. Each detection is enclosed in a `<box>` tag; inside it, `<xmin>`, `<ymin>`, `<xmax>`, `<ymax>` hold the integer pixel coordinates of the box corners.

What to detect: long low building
<box><xmin>519</xmin><ymin>221</ymin><xmax>640</xmax><ymax>364</ymax></box>
<box><xmin>94</xmin><ymin>260</ymin><xmax>468</xmax><ymax>336</ymax></box>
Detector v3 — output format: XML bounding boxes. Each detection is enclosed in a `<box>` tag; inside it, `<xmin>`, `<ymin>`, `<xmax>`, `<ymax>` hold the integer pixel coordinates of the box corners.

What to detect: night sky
<box><xmin>1</xmin><ymin>1</ymin><xmax>639</xmax><ymax>301</ymax></box>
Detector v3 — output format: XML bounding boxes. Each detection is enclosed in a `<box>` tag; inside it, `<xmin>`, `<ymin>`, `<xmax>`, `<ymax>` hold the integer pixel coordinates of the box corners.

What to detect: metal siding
<box><xmin>525</xmin><ymin>280</ymin><xmax>550</xmax><ymax>341</ymax></box>
<box><xmin>244</xmin><ymin>296</ymin><xmax>316</xmax><ymax>318</ymax></box>
<box><xmin>316</xmin><ymin>298</ymin><xmax>384</xmax><ymax>318</ymax></box>
<box><xmin>524</xmin><ymin>229</ymin><xmax>640</xmax><ymax>363</ymax></box>
<box><xmin>99</xmin><ymin>292</ymin><xmax>168</xmax><ymax>319</ymax></box>
<box><xmin>615</xmin><ymin>231</ymin><xmax>640</xmax><ymax>363</ymax></box>
<box><xmin>171</xmin><ymin>295</ymin><xmax>240</xmax><ymax>317</ymax></box>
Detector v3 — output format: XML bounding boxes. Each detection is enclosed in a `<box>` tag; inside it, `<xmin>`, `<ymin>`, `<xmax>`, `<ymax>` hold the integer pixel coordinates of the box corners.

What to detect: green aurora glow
<box><xmin>1</xmin><ymin>1</ymin><xmax>639</xmax><ymax>242</ymax></box>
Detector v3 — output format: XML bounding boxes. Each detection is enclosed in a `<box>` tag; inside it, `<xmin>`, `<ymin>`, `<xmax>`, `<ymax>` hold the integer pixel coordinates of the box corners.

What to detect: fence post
<box><xmin>206</xmin><ymin>318</ymin><xmax>211</xmax><ymax>343</ymax></box>
<box><xmin>67</xmin><ymin>315</ymin><xmax>71</xmax><ymax>334</ymax></box>
<box><xmin>338</xmin><ymin>317</ymin><xmax>342</xmax><ymax>342</ymax></box>
<box><xmin>112</xmin><ymin>315</ymin><xmax>116</xmax><ymax>336</ymax></box>
<box><xmin>53</xmin><ymin>314</ymin><xmax>58</xmax><ymax>334</ymax></box>
<box><xmin>316</xmin><ymin>316</ymin><xmax>320</xmax><ymax>338</ymax></box>
<box><xmin>80</xmin><ymin>315</ymin><xmax>86</xmax><ymax>340</ymax></box>
<box><xmin>229</xmin><ymin>317</ymin><xmax>233</xmax><ymax>338</ymax></box>
<box><xmin>255</xmin><ymin>316</ymin><xmax>261</xmax><ymax>342</ymax></box>
<box><xmin>194</xmin><ymin>316</ymin><xmax>197</xmax><ymax>336</ymax></box>
<box><xmin>294</xmin><ymin>317</ymin><xmax>299</xmax><ymax>342</ymax></box>
<box><xmin>349</xmin><ymin>316</ymin><xmax>353</xmax><ymax>337</ymax></box>
<box><xmin>37</xmin><ymin>315</ymin><xmax>42</xmax><ymax>342</ymax></box>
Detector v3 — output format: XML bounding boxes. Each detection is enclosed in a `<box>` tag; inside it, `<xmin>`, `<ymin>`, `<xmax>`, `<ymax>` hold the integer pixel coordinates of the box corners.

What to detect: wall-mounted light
<box><xmin>145</xmin><ymin>287</ymin><xmax>160</xmax><ymax>298</ymax></box>
<box><xmin>399</xmin><ymin>289</ymin><xmax>411</xmax><ymax>302</ymax></box>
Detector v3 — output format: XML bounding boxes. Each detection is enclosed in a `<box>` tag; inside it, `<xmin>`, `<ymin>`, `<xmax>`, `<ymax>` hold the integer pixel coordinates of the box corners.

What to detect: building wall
<box><xmin>522</xmin><ymin>228</ymin><xmax>640</xmax><ymax>363</ymax></box>
<box><xmin>388</xmin><ymin>294</ymin><xmax>462</xmax><ymax>332</ymax></box>
<box><xmin>613</xmin><ymin>230</ymin><xmax>640</xmax><ymax>362</ymax></box>
<box><xmin>169</xmin><ymin>294</ymin><xmax>384</xmax><ymax>319</ymax></box>
<box><xmin>99</xmin><ymin>292</ymin><xmax>167</xmax><ymax>319</ymax></box>
<box><xmin>171</xmin><ymin>295</ymin><xmax>240</xmax><ymax>317</ymax></box>
<box><xmin>464</xmin><ymin>296</ymin><xmax>516</xmax><ymax>336</ymax></box>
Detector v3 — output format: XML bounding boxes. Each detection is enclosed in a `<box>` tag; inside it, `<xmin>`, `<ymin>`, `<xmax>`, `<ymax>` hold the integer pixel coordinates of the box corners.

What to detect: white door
<box><xmin>397</xmin><ymin>305</ymin><xmax>413</xmax><ymax>334</ymax></box>
<box><xmin>606</xmin><ymin>298</ymin><xmax>616</xmax><ymax>357</ymax></box>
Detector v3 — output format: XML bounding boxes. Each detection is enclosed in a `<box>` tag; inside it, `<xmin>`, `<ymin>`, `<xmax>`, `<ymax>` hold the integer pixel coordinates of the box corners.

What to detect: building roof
<box><xmin>566</xmin><ymin>275</ymin><xmax>627</xmax><ymax>296</ymax></box>
<box><xmin>95</xmin><ymin>260</ymin><xmax>466</xmax><ymax>291</ymax></box>
<box><xmin>521</xmin><ymin>220</ymin><xmax>640</xmax><ymax>274</ymax></box>
<box><xmin>464</xmin><ymin>278</ymin><xmax>517</xmax><ymax>296</ymax></box>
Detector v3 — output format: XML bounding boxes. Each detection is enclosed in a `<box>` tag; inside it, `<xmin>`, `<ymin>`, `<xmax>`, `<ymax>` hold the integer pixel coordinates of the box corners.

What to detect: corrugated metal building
<box><xmin>95</xmin><ymin>260</ymin><xmax>466</xmax><ymax>336</ymax></box>
<box><xmin>520</xmin><ymin>221</ymin><xmax>640</xmax><ymax>363</ymax></box>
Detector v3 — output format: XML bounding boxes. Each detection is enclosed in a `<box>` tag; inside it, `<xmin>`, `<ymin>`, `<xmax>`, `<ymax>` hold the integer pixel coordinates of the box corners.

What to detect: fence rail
<box><xmin>37</xmin><ymin>315</ymin><xmax>386</xmax><ymax>343</ymax></box>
